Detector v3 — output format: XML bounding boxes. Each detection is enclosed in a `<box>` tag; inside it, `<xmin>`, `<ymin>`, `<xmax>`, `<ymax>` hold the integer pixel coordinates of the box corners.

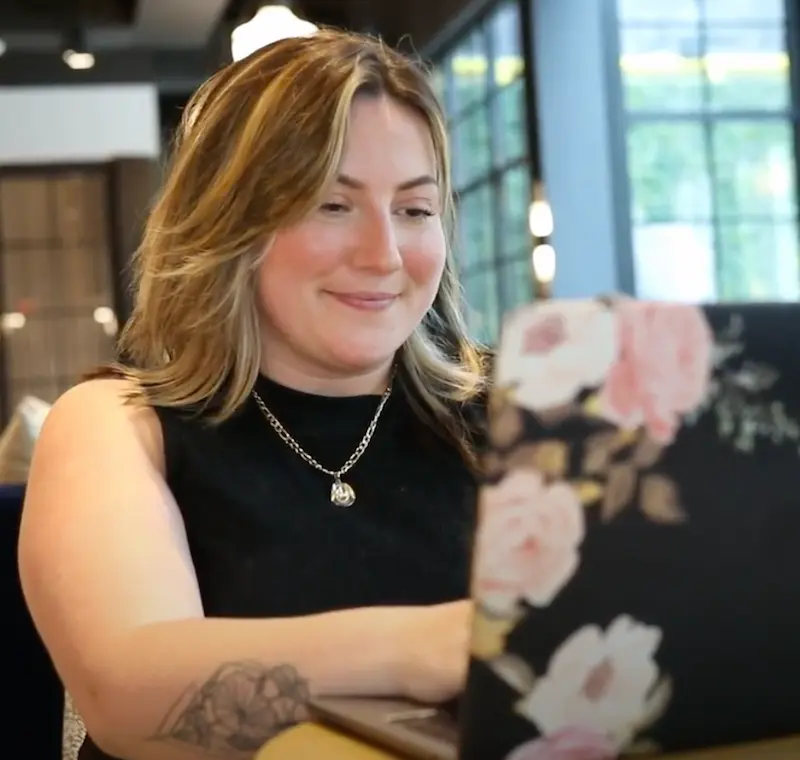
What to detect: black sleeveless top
<box><xmin>79</xmin><ymin>374</ymin><xmax>483</xmax><ymax>758</ymax></box>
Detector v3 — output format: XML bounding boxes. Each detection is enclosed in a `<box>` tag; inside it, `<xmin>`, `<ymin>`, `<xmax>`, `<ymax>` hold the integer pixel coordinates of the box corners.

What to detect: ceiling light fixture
<box><xmin>93</xmin><ymin>306</ymin><xmax>118</xmax><ymax>336</ymax></box>
<box><xmin>231</xmin><ymin>4</ymin><xmax>318</xmax><ymax>62</ymax></box>
<box><xmin>92</xmin><ymin>306</ymin><xmax>115</xmax><ymax>325</ymax></box>
<box><xmin>62</xmin><ymin>27</ymin><xmax>94</xmax><ymax>70</ymax></box>
<box><xmin>63</xmin><ymin>50</ymin><xmax>95</xmax><ymax>69</ymax></box>
<box><xmin>1</xmin><ymin>312</ymin><xmax>26</xmax><ymax>333</ymax></box>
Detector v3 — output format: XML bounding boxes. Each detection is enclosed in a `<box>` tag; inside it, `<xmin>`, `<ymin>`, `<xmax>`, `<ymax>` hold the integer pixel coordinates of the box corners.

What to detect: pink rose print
<box><xmin>598</xmin><ymin>302</ymin><xmax>712</xmax><ymax>444</ymax></box>
<box><xmin>516</xmin><ymin>616</ymin><xmax>663</xmax><ymax>745</ymax></box>
<box><xmin>505</xmin><ymin>728</ymin><xmax>617</xmax><ymax>760</ymax></box>
<box><xmin>496</xmin><ymin>302</ymin><xmax>619</xmax><ymax>412</ymax></box>
<box><xmin>474</xmin><ymin>469</ymin><xmax>585</xmax><ymax>614</ymax></box>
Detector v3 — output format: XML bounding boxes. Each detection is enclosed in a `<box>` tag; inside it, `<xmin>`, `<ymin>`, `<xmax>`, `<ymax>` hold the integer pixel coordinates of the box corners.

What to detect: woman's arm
<box><xmin>87</xmin><ymin>609</ymin><xmax>413</xmax><ymax>759</ymax></box>
<box><xmin>18</xmin><ymin>380</ymin><xmax>470</xmax><ymax>760</ymax></box>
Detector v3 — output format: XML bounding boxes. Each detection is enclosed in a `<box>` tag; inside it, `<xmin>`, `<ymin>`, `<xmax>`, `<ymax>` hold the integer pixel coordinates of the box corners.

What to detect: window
<box><xmin>434</xmin><ymin>0</ymin><xmax>532</xmax><ymax>344</ymax></box>
<box><xmin>618</xmin><ymin>0</ymin><xmax>798</xmax><ymax>302</ymax></box>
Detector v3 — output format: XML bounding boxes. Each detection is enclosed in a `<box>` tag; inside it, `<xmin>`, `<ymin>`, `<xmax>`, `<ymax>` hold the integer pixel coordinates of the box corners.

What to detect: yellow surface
<box><xmin>256</xmin><ymin>724</ymin><xmax>800</xmax><ymax>760</ymax></box>
<box><xmin>663</xmin><ymin>736</ymin><xmax>799</xmax><ymax>758</ymax></box>
<box><xmin>256</xmin><ymin>723</ymin><xmax>398</xmax><ymax>759</ymax></box>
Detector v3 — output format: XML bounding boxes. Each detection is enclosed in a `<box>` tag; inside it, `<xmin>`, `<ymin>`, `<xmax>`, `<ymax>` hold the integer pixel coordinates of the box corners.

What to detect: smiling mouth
<box><xmin>326</xmin><ymin>292</ymin><xmax>399</xmax><ymax>311</ymax></box>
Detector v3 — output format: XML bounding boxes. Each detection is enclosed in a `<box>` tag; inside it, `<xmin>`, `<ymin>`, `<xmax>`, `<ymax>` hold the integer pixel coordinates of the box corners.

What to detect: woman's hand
<box><xmin>395</xmin><ymin>600</ymin><xmax>473</xmax><ymax>704</ymax></box>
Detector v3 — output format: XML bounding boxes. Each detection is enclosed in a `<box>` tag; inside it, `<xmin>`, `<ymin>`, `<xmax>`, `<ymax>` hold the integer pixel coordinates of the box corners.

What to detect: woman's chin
<box><xmin>323</xmin><ymin>339</ymin><xmax>401</xmax><ymax>376</ymax></box>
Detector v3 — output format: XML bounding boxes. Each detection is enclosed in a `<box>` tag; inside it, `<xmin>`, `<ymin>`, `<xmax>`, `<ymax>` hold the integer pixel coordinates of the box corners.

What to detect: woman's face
<box><xmin>257</xmin><ymin>94</ymin><xmax>446</xmax><ymax>389</ymax></box>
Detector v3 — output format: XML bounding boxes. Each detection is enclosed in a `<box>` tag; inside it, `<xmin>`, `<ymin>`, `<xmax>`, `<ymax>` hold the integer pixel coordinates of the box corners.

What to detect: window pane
<box><xmin>449</xmin><ymin>29</ymin><xmax>489</xmax><ymax>116</ymax></box>
<box><xmin>627</xmin><ymin>121</ymin><xmax>712</xmax><ymax>223</ymax></box>
<box><xmin>620</xmin><ymin>26</ymin><xmax>703</xmax><ymax>112</ymax></box>
<box><xmin>617</xmin><ymin>0</ymin><xmax>700</xmax><ymax>23</ymax></box>
<box><xmin>463</xmin><ymin>270</ymin><xmax>500</xmax><ymax>343</ymax></box>
<box><xmin>716</xmin><ymin>222</ymin><xmax>799</xmax><ymax>300</ymax></box>
<box><xmin>452</xmin><ymin>106</ymin><xmax>491</xmax><ymax>187</ymax></box>
<box><xmin>492</xmin><ymin>77</ymin><xmax>527</xmax><ymax>166</ymax></box>
<box><xmin>488</xmin><ymin>0</ymin><xmax>523</xmax><ymax>87</ymax></box>
<box><xmin>621</xmin><ymin>0</ymin><xmax>797</xmax><ymax>306</ymax></box>
<box><xmin>498</xmin><ymin>256</ymin><xmax>534</xmax><ymax>313</ymax></box>
<box><xmin>457</xmin><ymin>184</ymin><xmax>495</xmax><ymax>271</ymax></box>
<box><xmin>429</xmin><ymin>66</ymin><xmax>446</xmax><ymax>104</ymax></box>
<box><xmin>632</xmin><ymin>223</ymin><xmax>718</xmax><ymax>301</ymax></box>
<box><xmin>494</xmin><ymin>55</ymin><xmax>524</xmax><ymax>91</ymax></box>
<box><xmin>706</xmin><ymin>26</ymin><xmax>790</xmax><ymax>111</ymax></box>
<box><xmin>704</xmin><ymin>0</ymin><xmax>784</xmax><ymax>22</ymax></box>
<box><xmin>498</xmin><ymin>165</ymin><xmax>531</xmax><ymax>256</ymax></box>
<box><xmin>711</xmin><ymin>120</ymin><xmax>797</xmax><ymax>218</ymax></box>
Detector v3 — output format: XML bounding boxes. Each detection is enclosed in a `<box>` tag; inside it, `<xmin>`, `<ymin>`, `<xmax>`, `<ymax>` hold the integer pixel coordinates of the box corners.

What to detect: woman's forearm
<box><xmin>90</xmin><ymin>606</ymin><xmax>411</xmax><ymax>760</ymax></box>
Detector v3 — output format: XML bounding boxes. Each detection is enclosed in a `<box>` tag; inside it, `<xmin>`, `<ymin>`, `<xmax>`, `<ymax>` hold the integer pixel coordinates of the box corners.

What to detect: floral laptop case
<box><xmin>460</xmin><ymin>299</ymin><xmax>800</xmax><ymax>760</ymax></box>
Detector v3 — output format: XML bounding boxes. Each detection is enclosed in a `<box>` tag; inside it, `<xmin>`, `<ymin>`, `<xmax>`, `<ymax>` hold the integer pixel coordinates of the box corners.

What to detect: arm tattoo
<box><xmin>150</xmin><ymin>661</ymin><xmax>311</xmax><ymax>756</ymax></box>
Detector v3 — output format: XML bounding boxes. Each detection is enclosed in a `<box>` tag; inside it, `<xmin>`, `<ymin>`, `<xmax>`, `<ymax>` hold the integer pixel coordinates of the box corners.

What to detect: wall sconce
<box><xmin>528</xmin><ymin>199</ymin><xmax>554</xmax><ymax>239</ymax></box>
<box><xmin>532</xmin><ymin>244</ymin><xmax>556</xmax><ymax>298</ymax></box>
<box><xmin>231</xmin><ymin>4</ymin><xmax>318</xmax><ymax>62</ymax></box>
<box><xmin>528</xmin><ymin>182</ymin><xmax>556</xmax><ymax>299</ymax></box>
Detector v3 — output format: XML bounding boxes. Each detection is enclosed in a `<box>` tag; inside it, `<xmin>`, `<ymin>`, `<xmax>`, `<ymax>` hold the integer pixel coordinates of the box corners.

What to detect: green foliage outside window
<box><xmin>624</xmin><ymin>64</ymin><xmax>799</xmax><ymax>301</ymax></box>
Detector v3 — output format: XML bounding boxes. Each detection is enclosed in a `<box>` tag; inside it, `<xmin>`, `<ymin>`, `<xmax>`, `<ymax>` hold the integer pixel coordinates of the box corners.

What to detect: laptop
<box><xmin>311</xmin><ymin>299</ymin><xmax>800</xmax><ymax>759</ymax></box>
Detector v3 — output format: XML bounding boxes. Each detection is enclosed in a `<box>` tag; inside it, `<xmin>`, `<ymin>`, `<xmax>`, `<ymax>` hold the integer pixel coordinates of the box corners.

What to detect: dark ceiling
<box><xmin>0</xmin><ymin>0</ymin><xmax>473</xmax><ymax>91</ymax></box>
<box><xmin>0</xmin><ymin>0</ymin><xmax>360</xmax><ymax>37</ymax></box>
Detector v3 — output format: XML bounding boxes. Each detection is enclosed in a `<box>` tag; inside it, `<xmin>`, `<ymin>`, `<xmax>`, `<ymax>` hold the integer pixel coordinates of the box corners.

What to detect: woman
<box><xmin>18</xmin><ymin>27</ymin><xmax>490</xmax><ymax>760</ymax></box>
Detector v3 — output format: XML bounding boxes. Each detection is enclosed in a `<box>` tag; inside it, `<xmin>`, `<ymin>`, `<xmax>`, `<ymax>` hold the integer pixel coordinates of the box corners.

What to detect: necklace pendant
<box><xmin>330</xmin><ymin>479</ymin><xmax>356</xmax><ymax>507</ymax></box>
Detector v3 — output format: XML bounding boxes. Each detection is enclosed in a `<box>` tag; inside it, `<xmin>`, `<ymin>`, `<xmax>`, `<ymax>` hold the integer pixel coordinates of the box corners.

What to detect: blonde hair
<box><xmin>113</xmin><ymin>28</ymin><xmax>489</xmax><ymax>467</ymax></box>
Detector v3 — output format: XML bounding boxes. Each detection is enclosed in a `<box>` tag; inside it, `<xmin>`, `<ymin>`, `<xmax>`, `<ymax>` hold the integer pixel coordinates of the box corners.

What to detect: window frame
<box><xmin>430</xmin><ymin>0</ymin><xmax>537</xmax><ymax>342</ymax></box>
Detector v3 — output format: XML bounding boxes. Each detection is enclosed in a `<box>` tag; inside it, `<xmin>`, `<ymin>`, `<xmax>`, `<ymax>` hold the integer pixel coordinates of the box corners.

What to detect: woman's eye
<box><xmin>403</xmin><ymin>208</ymin><xmax>435</xmax><ymax>219</ymax></box>
<box><xmin>320</xmin><ymin>202</ymin><xmax>349</xmax><ymax>213</ymax></box>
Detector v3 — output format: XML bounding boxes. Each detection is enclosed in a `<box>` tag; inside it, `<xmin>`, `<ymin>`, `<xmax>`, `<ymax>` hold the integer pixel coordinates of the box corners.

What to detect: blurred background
<box><xmin>0</xmin><ymin>0</ymin><xmax>796</xmax><ymax>426</ymax></box>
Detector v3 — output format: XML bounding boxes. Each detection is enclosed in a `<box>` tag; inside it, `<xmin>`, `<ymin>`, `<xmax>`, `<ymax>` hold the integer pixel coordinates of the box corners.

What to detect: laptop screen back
<box><xmin>460</xmin><ymin>300</ymin><xmax>800</xmax><ymax>760</ymax></box>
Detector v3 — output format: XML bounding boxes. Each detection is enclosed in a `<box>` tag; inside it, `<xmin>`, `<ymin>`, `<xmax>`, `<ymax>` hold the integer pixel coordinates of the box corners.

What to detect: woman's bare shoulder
<box><xmin>41</xmin><ymin>376</ymin><xmax>165</xmax><ymax>472</ymax></box>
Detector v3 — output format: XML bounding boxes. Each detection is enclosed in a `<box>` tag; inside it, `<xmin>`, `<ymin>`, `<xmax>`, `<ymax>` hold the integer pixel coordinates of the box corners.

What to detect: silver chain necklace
<box><xmin>251</xmin><ymin>371</ymin><xmax>396</xmax><ymax>507</ymax></box>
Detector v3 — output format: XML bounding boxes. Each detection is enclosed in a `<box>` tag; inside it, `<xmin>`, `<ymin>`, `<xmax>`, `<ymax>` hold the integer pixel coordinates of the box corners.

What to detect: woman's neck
<box><xmin>260</xmin><ymin>355</ymin><xmax>395</xmax><ymax>397</ymax></box>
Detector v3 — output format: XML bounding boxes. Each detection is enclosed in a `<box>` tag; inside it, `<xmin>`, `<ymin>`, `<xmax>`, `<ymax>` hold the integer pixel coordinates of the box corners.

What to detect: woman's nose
<box><xmin>350</xmin><ymin>212</ymin><xmax>403</xmax><ymax>273</ymax></box>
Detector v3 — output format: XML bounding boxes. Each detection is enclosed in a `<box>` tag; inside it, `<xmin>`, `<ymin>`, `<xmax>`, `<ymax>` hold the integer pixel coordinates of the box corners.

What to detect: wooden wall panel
<box><xmin>0</xmin><ymin>167</ymin><xmax>117</xmax><ymax>418</ymax></box>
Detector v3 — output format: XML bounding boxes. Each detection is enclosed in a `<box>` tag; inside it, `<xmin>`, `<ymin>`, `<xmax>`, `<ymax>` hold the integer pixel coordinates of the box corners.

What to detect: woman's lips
<box><xmin>326</xmin><ymin>292</ymin><xmax>399</xmax><ymax>311</ymax></box>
